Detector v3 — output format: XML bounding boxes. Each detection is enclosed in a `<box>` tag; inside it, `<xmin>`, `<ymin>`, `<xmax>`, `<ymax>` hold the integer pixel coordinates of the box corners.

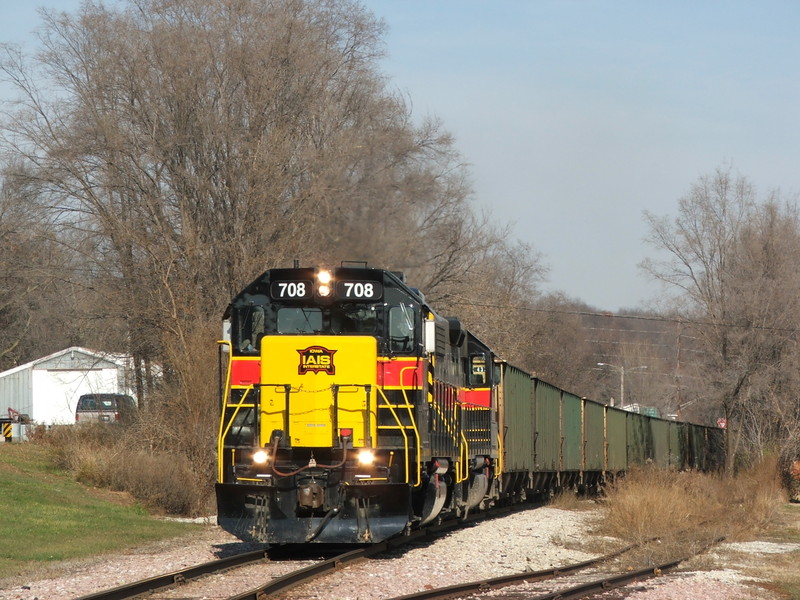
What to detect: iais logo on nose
<box><xmin>297</xmin><ymin>346</ymin><xmax>337</xmax><ymax>375</ymax></box>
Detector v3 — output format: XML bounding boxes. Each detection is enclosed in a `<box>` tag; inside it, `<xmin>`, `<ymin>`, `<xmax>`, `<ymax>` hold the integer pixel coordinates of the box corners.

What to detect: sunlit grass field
<box><xmin>0</xmin><ymin>443</ymin><xmax>199</xmax><ymax>580</ymax></box>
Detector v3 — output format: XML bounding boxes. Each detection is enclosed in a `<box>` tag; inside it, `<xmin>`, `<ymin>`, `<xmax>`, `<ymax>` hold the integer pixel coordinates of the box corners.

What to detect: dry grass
<box><xmin>744</xmin><ymin>503</ymin><xmax>800</xmax><ymax>598</ymax></box>
<box><xmin>107</xmin><ymin>451</ymin><xmax>201</xmax><ymax>514</ymax></box>
<box><xmin>35</xmin><ymin>424</ymin><xmax>209</xmax><ymax>516</ymax></box>
<box><xmin>595</xmin><ymin>457</ymin><xmax>787</xmax><ymax>565</ymax></box>
<box><xmin>549</xmin><ymin>489</ymin><xmax>590</xmax><ymax>511</ymax></box>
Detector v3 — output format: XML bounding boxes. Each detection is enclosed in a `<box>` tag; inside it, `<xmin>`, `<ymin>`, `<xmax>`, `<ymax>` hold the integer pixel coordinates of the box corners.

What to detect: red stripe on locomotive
<box><xmin>459</xmin><ymin>388</ymin><xmax>491</xmax><ymax>408</ymax></box>
<box><xmin>378</xmin><ymin>359</ymin><xmax>423</xmax><ymax>388</ymax></box>
<box><xmin>230</xmin><ymin>358</ymin><xmax>261</xmax><ymax>386</ymax></box>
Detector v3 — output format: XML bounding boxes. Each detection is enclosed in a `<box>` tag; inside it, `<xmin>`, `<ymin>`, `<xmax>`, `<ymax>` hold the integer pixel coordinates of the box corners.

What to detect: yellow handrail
<box><xmin>376</xmin><ymin>388</ymin><xmax>411</xmax><ymax>484</ymax></box>
<box><xmin>216</xmin><ymin>341</ymin><xmax>233</xmax><ymax>483</ymax></box>
<box><xmin>217</xmin><ymin>385</ymin><xmax>254</xmax><ymax>482</ymax></box>
<box><xmin>496</xmin><ymin>415</ymin><xmax>504</xmax><ymax>480</ymax></box>
<box><xmin>398</xmin><ymin>366</ymin><xmax>423</xmax><ymax>487</ymax></box>
<box><xmin>457</xmin><ymin>430</ymin><xmax>469</xmax><ymax>483</ymax></box>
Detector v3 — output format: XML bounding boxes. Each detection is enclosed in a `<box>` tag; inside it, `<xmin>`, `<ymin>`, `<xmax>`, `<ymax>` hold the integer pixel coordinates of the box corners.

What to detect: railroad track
<box><xmin>73</xmin><ymin>548</ymin><xmax>269</xmax><ymax>600</ymax></box>
<box><xmin>384</xmin><ymin>535</ymin><xmax>726</xmax><ymax>600</ymax></box>
<box><xmin>75</xmin><ymin>502</ymin><xmax>533</xmax><ymax>600</ymax></box>
<box><xmin>76</xmin><ymin>504</ymin><xmax>722</xmax><ymax>600</ymax></box>
<box><xmin>382</xmin><ymin>555</ymin><xmax>679</xmax><ymax>600</ymax></box>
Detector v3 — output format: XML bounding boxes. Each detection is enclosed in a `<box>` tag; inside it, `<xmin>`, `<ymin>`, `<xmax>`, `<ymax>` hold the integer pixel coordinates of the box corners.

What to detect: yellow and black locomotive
<box><xmin>216</xmin><ymin>264</ymin><xmax>498</xmax><ymax>544</ymax></box>
<box><xmin>215</xmin><ymin>264</ymin><xmax>725</xmax><ymax>545</ymax></box>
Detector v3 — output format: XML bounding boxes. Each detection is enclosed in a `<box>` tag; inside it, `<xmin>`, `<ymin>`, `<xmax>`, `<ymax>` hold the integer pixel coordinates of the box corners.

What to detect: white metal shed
<box><xmin>0</xmin><ymin>347</ymin><xmax>128</xmax><ymax>426</ymax></box>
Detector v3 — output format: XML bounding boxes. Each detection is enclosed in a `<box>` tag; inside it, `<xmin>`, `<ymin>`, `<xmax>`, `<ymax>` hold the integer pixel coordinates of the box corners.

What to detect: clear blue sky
<box><xmin>3</xmin><ymin>1</ymin><xmax>800</xmax><ymax>311</ymax></box>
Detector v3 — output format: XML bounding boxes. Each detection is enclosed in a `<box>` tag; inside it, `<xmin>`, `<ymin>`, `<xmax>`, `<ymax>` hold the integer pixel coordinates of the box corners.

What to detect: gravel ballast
<box><xmin>0</xmin><ymin>505</ymin><xmax>797</xmax><ymax>600</ymax></box>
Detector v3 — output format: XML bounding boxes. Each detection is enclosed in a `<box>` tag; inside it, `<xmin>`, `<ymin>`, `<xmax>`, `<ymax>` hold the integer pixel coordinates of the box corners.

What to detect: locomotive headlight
<box><xmin>317</xmin><ymin>269</ymin><xmax>333</xmax><ymax>297</ymax></box>
<box><xmin>357</xmin><ymin>449</ymin><xmax>376</xmax><ymax>465</ymax></box>
<box><xmin>252</xmin><ymin>449</ymin><xmax>269</xmax><ymax>465</ymax></box>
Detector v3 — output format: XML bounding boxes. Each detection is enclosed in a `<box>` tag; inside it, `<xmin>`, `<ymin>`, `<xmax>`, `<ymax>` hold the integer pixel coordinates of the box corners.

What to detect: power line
<box><xmin>448</xmin><ymin>300</ymin><xmax>800</xmax><ymax>334</ymax></box>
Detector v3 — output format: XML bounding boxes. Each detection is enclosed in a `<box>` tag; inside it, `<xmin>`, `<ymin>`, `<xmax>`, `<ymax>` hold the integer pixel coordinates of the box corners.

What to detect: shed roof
<box><xmin>0</xmin><ymin>347</ymin><xmax>123</xmax><ymax>378</ymax></box>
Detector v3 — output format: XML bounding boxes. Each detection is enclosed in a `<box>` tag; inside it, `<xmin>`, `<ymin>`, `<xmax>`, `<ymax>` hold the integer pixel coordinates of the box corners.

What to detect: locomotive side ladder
<box><xmin>376</xmin><ymin>359</ymin><xmax>422</xmax><ymax>486</ymax></box>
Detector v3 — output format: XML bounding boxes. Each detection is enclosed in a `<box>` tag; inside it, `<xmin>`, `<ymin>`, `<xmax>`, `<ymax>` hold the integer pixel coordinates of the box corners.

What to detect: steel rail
<box><xmin>226</xmin><ymin>502</ymin><xmax>537</xmax><ymax>600</ymax></box>
<box><xmin>528</xmin><ymin>560</ymin><xmax>684</xmax><ymax>600</ymax></box>
<box><xmin>227</xmin><ymin>545</ymin><xmax>383</xmax><ymax>600</ymax></box>
<box><xmin>74</xmin><ymin>549</ymin><xmax>270</xmax><ymax>600</ymax></box>
<box><xmin>382</xmin><ymin>543</ymin><xmax>639</xmax><ymax>600</ymax></box>
<box><xmin>383</xmin><ymin>559</ymin><xmax>681</xmax><ymax>600</ymax></box>
<box><xmin>384</xmin><ymin>536</ymin><xmax>726</xmax><ymax>600</ymax></box>
<box><xmin>72</xmin><ymin>501</ymin><xmax>537</xmax><ymax>600</ymax></box>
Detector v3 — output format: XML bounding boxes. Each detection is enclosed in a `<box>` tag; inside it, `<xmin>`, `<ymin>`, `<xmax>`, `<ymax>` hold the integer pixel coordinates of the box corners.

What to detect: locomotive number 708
<box><xmin>341</xmin><ymin>282</ymin><xmax>375</xmax><ymax>298</ymax></box>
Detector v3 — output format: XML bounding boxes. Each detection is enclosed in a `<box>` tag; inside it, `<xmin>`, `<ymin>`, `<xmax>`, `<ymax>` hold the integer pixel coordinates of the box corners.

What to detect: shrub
<box><xmin>597</xmin><ymin>458</ymin><xmax>785</xmax><ymax>564</ymax></box>
<box><xmin>37</xmin><ymin>424</ymin><xmax>117</xmax><ymax>484</ymax></box>
<box><xmin>34</xmin><ymin>423</ymin><xmax>210</xmax><ymax>516</ymax></box>
<box><xmin>107</xmin><ymin>451</ymin><xmax>202</xmax><ymax>515</ymax></box>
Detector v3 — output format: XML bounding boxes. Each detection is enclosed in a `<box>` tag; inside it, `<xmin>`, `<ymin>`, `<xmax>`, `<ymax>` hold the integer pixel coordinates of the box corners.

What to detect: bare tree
<box><xmin>0</xmin><ymin>165</ymin><xmax>79</xmax><ymax>367</ymax></box>
<box><xmin>521</xmin><ymin>294</ymin><xmax>597</xmax><ymax>392</ymax></box>
<box><xmin>0</xmin><ymin>0</ymin><xmax>548</xmax><ymax>473</ymax></box>
<box><xmin>642</xmin><ymin>165</ymin><xmax>800</xmax><ymax>471</ymax></box>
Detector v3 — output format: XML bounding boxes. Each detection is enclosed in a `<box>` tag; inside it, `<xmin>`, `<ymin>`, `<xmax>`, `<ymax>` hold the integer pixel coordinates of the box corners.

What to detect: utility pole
<box><xmin>597</xmin><ymin>363</ymin><xmax>648</xmax><ymax>407</ymax></box>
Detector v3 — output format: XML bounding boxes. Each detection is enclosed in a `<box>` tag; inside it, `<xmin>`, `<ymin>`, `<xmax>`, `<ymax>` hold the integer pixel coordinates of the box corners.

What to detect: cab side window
<box><xmin>470</xmin><ymin>354</ymin><xmax>487</xmax><ymax>386</ymax></box>
<box><xmin>388</xmin><ymin>305</ymin><xmax>416</xmax><ymax>352</ymax></box>
<box><xmin>237</xmin><ymin>305</ymin><xmax>265</xmax><ymax>352</ymax></box>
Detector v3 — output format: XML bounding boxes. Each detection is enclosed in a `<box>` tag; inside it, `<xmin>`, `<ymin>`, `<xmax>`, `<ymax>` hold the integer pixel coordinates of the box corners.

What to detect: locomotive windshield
<box><xmin>331</xmin><ymin>305</ymin><xmax>378</xmax><ymax>334</ymax></box>
<box><xmin>277</xmin><ymin>307</ymin><xmax>323</xmax><ymax>333</ymax></box>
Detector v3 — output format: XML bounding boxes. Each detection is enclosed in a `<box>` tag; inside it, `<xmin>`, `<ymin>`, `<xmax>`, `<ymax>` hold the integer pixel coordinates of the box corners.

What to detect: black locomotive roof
<box><xmin>225</xmin><ymin>264</ymin><xmax>426</xmax><ymax>317</ymax></box>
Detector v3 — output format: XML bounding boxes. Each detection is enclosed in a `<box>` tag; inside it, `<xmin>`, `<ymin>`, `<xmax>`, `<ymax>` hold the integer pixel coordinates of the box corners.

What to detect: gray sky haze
<box><xmin>3</xmin><ymin>1</ymin><xmax>800</xmax><ymax>310</ymax></box>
